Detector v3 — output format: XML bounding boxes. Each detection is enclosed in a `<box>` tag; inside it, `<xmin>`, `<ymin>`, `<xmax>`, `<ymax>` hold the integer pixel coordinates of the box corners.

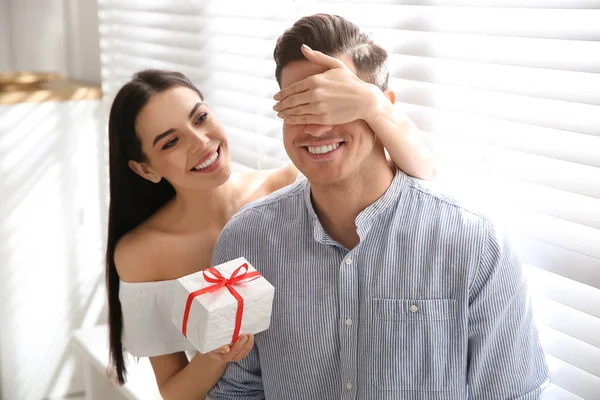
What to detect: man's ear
<box><xmin>128</xmin><ymin>160</ymin><xmax>161</xmax><ymax>183</ymax></box>
<box><xmin>383</xmin><ymin>89</ymin><xmax>396</xmax><ymax>105</ymax></box>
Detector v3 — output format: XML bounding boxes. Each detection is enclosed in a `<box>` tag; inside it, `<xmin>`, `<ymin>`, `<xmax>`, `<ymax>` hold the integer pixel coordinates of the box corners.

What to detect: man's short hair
<box><xmin>274</xmin><ymin>14</ymin><xmax>389</xmax><ymax>91</ymax></box>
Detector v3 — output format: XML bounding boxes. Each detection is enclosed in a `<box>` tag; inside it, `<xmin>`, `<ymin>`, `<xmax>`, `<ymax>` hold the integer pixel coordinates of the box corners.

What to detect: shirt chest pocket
<box><xmin>372</xmin><ymin>298</ymin><xmax>461</xmax><ymax>392</ymax></box>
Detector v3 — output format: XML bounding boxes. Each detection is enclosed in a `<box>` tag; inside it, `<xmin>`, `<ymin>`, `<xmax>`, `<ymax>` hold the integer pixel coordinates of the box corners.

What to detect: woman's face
<box><xmin>131</xmin><ymin>86</ymin><xmax>231</xmax><ymax>191</ymax></box>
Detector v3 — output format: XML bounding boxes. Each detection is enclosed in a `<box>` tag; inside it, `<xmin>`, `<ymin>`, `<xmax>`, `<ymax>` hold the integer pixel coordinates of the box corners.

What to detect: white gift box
<box><xmin>171</xmin><ymin>257</ymin><xmax>275</xmax><ymax>354</ymax></box>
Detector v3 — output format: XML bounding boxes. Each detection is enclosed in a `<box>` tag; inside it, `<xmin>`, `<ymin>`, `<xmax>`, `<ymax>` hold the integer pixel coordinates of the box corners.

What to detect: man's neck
<box><xmin>310</xmin><ymin>161</ymin><xmax>395</xmax><ymax>249</ymax></box>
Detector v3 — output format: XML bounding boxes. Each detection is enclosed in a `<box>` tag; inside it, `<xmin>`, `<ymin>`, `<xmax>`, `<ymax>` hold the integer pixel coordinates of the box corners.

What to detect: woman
<box><xmin>108</xmin><ymin>62</ymin><xmax>435</xmax><ymax>398</ymax></box>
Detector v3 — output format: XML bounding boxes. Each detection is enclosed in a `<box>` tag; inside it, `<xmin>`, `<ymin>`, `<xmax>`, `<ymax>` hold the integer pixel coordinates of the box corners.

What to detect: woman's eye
<box><xmin>195</xmin><ymin>112</ymin><xmax>208</xmax><ymax>124</ymax></box>
<box><xmin>162</xmin><ymin>138</ymin><xmax>178</xmax><ymax>150</ymax></box>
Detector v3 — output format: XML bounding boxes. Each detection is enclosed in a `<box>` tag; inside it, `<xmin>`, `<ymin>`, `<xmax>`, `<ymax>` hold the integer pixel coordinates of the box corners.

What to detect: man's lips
<box><xmin>299</xmin><ymin>139</ymin><xmax>345</xmax><ymax>147</ymax></box>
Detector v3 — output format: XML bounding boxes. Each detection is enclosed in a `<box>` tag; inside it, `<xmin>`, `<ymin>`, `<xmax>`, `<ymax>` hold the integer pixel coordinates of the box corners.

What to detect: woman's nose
<box><xmin>189</xmin><ymin>130</ymin><xmax>210</xmax><ymax>153</ymax></box>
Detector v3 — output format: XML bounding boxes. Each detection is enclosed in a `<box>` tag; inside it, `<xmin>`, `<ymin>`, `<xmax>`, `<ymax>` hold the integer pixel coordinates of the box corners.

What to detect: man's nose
<box><xmin>303</xmin><ymin>124</ymin><xmax>333</xmax><ymax>137</ymax></box>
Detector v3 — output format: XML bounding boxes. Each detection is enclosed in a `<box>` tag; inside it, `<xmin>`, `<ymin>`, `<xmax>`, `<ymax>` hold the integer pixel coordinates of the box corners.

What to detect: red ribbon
<box><xmin>181</xmin><ymin>263</ymin><xmax>261</xmax><ymax>344</ymax></box>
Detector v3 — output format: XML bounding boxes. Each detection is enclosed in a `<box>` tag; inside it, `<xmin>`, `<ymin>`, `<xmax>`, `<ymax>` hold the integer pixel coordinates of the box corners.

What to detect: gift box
<box><xmin>171</xmin><ymin>257</ymin><xmax>275</xmax><ymax>354</ymax></box>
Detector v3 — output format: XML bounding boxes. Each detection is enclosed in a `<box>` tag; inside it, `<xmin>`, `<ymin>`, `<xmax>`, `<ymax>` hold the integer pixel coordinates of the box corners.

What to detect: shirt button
<box><xmin>410</xmin><ymin>305</ymin><xmax>419</xmax><ymax>313</ymax></box>
<box><xmin>345</xmin><ymin>318</ymin><xmax>353</xmax><ymax>326</ymax></box>
<box><xmin>346</xmin><ymin>382</ymin><xmax>353</xmax><ymax>390</ymax></box>
<box><xmin>344</xmin><ymin>257</ymin><xmax>353</xmax><ymax>265</ymax></box>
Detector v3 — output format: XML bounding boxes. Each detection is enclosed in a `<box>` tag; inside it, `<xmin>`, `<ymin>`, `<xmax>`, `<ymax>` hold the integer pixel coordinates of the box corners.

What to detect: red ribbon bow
<box><xmin>181</xmin><ymin>263</ymin><xmax>262</xmax><ymax>344</ymax></box>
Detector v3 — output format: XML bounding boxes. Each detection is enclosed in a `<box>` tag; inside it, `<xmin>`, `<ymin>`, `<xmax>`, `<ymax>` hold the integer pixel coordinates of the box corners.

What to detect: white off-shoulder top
<box><xmin>120</xmin><ymin>279</ymin><xmax>196</xmax><ymax>357</ymax></box>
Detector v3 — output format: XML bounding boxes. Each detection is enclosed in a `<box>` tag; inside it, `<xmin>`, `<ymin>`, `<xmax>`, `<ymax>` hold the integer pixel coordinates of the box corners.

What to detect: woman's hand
<box><xmin>273</xmin><ymin>44</ymin><xmax>384</xmax><ymax>126</ymax></box>
<box><xmin>208</xmin><ymin>334</ymin><xmax>255</xmax><ymax>364</ymax></box>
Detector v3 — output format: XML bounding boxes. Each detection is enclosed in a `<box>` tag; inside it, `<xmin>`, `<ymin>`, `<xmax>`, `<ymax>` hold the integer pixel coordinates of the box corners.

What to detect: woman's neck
<box><xmin>161</xmin><ymin>178</ymin><xmax>238</xmax><ymax>232</ymax></box>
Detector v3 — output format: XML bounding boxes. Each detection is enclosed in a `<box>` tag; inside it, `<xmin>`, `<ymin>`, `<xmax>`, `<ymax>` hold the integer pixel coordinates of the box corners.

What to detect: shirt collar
<box><xmin>302</xmin><ymin>168</ymin><xmax>408</xmax><ymax>246</ymax></box>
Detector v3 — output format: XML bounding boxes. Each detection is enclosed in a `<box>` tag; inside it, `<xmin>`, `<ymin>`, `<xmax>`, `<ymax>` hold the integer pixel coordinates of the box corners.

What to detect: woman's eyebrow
<box><xmin>188</xmin><ymin>102</ymin><xmax>202</xmax><ymax>119</ymax></box>
<box><xmin>153</xmin><ymin>128</ymin><xmax>175</xmax><ymax>147</ymax></box>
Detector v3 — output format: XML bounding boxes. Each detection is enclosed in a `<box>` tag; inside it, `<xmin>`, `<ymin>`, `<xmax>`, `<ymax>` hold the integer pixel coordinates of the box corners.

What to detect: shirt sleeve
<box><xmin>207</xmin><ymin>346</ymin><xmax>265</xmax><ymax>400</ymax></box>
<box><xmin>467</xmin><ymin>221</ymin><xmax>549</xmax><ymax>398</ymax></box>
<box><xmin>208</xmin><ymin>226</ymin><xmax>265</xmax><ymax>399</ymax></box>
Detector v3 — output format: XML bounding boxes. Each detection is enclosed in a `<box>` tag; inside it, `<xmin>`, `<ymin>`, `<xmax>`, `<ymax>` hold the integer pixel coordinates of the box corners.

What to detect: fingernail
<box><xmin>302</xmin><ymin>44</ymin><xmax>312</xmax><ymax>51</ymax></box>
<box><xmin>273</xmin><ymin>93</ymin><xmax>281</xmax><ymax>100</ymax></box>
<box><xmin>273</xmin><ymin>104</ymin><xmax>279</xmax><ymax>111</ymax></box>
<box><xmin>277</xmin><ymin>112</ymin><xmax>283</xmax><ymax>118</ymax></box>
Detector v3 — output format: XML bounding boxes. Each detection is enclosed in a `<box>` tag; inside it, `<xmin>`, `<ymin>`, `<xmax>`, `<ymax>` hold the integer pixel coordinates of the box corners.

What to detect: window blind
<box><xmin>97</xmin><ymin>1</ymin><xmax>600</xmax><ymax>398</ymax></box>
<box><xmin>98</xmin><ymin>0</ymin><xmax>300</xmax><ymax>170</ymax></box>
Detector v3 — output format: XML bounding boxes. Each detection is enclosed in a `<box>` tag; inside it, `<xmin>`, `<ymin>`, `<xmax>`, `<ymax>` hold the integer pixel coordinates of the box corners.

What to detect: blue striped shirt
<box><xmin>208</xmin><ymin>170</ymin><xmax>549</xmax><ymax>399</ymax></box>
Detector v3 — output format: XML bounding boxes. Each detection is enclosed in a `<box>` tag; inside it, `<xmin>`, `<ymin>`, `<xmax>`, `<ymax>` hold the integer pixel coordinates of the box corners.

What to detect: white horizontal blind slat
<box><xmin>432</xmin><ymin>170</ymin><xmax>600</xmax><ymax>230</ymax></box>
<box><xmin>537</xmin><ymin>325</ymin><xmax>600</xmax><ymax>384</ymax></box>
<box><xmin>534</xmin><ymin>297</ymin><xmax>600</xmax><ymax>349</ymax></box>
<box><xmin>497</xmin><ymin>211</ymin><xmax>600</xmax><ymax>262</ymax></box>
<box><xmin>374</xmin><ymin>30</ymin><xmax>600</xmax><ymax>73</ymax></box>
<box><xmin>541</xmin><ymin>384</ymin><xmax>585</xmax><ymax>400</ymax></box>
<box><xmin>402</xmin><ymin>105</ymin><xmax>600</xmax><ymax>168</ymax></box>
<box><xmin>546</xmin><ymin>355</ymin><xmax>600</xmax><ymax>399</ymax></box>
<box><xmin>302</xmin><ymin>4</ymin><xmax>600</xmax><ymax>39</ymax></box>
<box><xmin>99</xmin><ymin>1</ymin><xmax>300</xmax><ymax>20</ymax></box>
<box><xmin>100</xmin><ymin>13</ymin><xmax>291</xmax><ymax>39</ymax></box>
<box><xmin>431</xmin><ymin>139</ymin><xmax>600</xmax><ymax>199</ymax></box>
<box><xmin>320</xmin><ymin>0</ymin><xmax>600</xmax><ymax>7</ymax></box>
<box><xmin>392</xmin><ymin>78</ymin><xmax>600</xmax><ymax>135</ymax></box>
<box><xmin>388</xmin><ymin>54</ymin><xmax>600</xmax><ymax>105</ymax></box>
<box><xmin>527</xmin><ymin>266</ymin><xmax>600</xmax><ymax>327</ymax></box>
<box><xmin>515</xmin><ymin>235</ymin><xmax>600</xmax><ymax>290</ymax></box>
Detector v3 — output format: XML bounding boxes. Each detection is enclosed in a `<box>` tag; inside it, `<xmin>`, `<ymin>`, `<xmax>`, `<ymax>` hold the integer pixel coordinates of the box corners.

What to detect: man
<box><xmin>208</xmin><ymin>14</ymin><xmax>549</xmax><ymax>399</ymax></box>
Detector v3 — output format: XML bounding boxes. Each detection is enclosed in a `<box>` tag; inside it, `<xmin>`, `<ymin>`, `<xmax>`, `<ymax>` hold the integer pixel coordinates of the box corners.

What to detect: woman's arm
<box><xmin>364</xmin><ymin>89</ymin><xmax>436</xmax><ymax>180</ymax></box>
<box><xmin>273</xmin><ymin>45</ymin><xmax>436</xmax><ymax>180</ymax></box>
<box><xmin>149</xmin><ymin>335</ymin><xmax>254</xmax><ymax>400</ymax></box>
<box><xmin>265</xmin><ymin>164</ymin><xmax>300</xmax><ymax>191</ymax></box>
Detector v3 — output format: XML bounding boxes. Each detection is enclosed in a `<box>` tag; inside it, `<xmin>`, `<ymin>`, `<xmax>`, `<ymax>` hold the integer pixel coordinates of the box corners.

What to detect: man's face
<box><xmin>280</xmin><ymin>55</ymin><xmax>381</xmax><ymax>187</ymax></box>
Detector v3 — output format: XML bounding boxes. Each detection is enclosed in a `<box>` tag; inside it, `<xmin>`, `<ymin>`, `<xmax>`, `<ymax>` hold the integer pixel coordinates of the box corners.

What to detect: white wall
<box><xmin>63</xmin><ymin>0</ymin><xmax>102</xmax><ymax>83</ymax></box>
<box><xmin>9</xmin><ymin>0</ymin><xmax>69</xmax><ymax>76</ymax></box>
<box><xmin>0</xmin><ymin>0</ymin><xmax>12</xmax><ymax>71</ymax></box>
<box><xmin>0</xmin><ymin>2</ymin><xmax>106</xmax><ymax>398</ymax></box>
<box><xmin>0</xmin><ymin>100</ymin><xmax>108</xmax><ymax>400</ymax></box>
<box><xmin>0</xmin><ymin>0</ymin><xmax>101</xmax><ymax>83</ymax></box>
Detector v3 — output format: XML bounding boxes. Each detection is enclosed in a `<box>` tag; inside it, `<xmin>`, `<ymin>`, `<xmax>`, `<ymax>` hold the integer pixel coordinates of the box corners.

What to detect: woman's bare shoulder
<box><xmin>113</xmin><ymin>222</ymin><xmax>174</xmax><ymax>283</ymax></box>
<box><xmin>234</xmin><ymin>164</ymin><xmax>299</xmax><ymax>200</ymax></box>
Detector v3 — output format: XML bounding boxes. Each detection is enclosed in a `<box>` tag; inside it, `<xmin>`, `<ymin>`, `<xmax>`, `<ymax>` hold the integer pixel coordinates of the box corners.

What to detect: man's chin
<box><xmin>299</xmin><ymin>166</ymin><xmax>345</xmax><ymax>187</ymax></box>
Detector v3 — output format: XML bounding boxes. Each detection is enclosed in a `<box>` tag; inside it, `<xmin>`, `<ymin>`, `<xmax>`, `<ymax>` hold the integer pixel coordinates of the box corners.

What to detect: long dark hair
<box><xmin>106</xmin><ymin>70</ymin><xmax>203</xmax><ymax>384</ymax></box>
